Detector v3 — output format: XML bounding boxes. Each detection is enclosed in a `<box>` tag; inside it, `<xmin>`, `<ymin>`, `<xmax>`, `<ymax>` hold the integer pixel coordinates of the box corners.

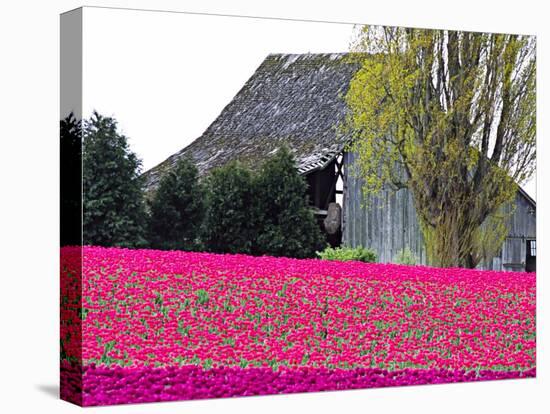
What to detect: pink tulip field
<box><xmin>60</xmin><ymin>246</ymin><xmax>536</xmax><ymax>405</ymax></box>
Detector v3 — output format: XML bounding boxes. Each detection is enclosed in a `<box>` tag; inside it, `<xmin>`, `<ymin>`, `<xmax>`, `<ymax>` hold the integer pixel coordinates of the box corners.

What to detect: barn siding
<box><xmin>342</xmin><ymin>152</ymin><xmax>536</xmax><ymax>271</ymax></box>
<box><xmin>496</xmin><ymin>192</ymin><xmax>536</xmax><ymax>271</ymax></box>
<box><xmin>343</xmin><ymin>152</ymin><xmax>426</xmax><ymax>264</ymax></box>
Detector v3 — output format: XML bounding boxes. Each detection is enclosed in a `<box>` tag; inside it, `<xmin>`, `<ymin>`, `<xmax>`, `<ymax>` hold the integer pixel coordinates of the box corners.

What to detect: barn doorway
<box><xmin>526</xmin><ymin>240</ymin><xmax>536</xmax><ymax>272</ymax></box>
<box><xmin>306</xmin><ymin>156</ymin><xmax>344</xmax><ymax>248</ymax></box>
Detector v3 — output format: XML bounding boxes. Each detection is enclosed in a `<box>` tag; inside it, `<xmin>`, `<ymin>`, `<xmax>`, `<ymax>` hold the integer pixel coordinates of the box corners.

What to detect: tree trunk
<box><xmin>420</xmin><ymin>204</ymin><xmax>482</xmax><ymax>269</ymax></box>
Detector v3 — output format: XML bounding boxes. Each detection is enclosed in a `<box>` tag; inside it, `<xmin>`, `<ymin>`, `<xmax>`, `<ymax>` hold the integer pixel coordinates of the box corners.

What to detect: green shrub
<box><xmin>317</xmin><ymin>246</ymin><xmax>377</xmax><ymax>263</ymax></box>
<box><xmin>202</xmin><ymin>161</ymin><xmax>260</xmax><ymax>254</ymax></box>
<box><xmin>147</xmin><ymin>157</ymin><xmax>205</xmax><ymax>251</ymax></box>
<box><xmin>393</xmin><ymin>247</ymin><xmax>417</xmax><ymax>265</ymax></box>
<box><xmin>202</xmin><ymin>147</ymin><xmax>325</xmax><ymax>258</ymax></box>
<box><xmin>255</xmin><ymin>146</ymin><xmax>325</xmax><ymax>259</ymax></box>
<box><xmin>82</xmin><ymin>112</ymin><xmax>147</xmax><ymax>247</ymax></box>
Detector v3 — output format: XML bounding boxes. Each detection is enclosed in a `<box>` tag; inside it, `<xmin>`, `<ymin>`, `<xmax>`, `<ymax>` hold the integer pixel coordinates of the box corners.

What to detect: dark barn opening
<box><xmin>305</xmin><ymin>158</ymin><xmax>343</xmax><ymax>248</ymax></box>
<box><xmin>306</xmin><ymin>160</ymin><xmax>337</xmax><ymax>211</ymax></box>
<box><xmin>526</xmin><ymin>239</ymin><xmax>536</xmax><ymax>272</ymax></box>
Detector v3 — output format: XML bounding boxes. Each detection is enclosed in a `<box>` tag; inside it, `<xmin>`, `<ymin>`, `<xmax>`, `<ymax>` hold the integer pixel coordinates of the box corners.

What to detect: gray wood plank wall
<box><xmin>342</xmin><ymin>152</ymin><xmax>536</xmax><ymax>271</ymax></box>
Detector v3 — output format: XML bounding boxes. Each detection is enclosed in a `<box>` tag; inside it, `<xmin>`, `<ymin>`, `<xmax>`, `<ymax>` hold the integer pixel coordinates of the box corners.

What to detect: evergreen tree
<box><xmin>82</xmin><ymin>112</ymin><xmax>147</xmax><ymax>247</ymax></box>
<box><xmin>203</xmin><ymin>162</ymin><xmax>259</xmax><ymax>254</ymax></box>
<box><xmin>255</xmin><ymin>147</ymin><xmax>325</xmax><ymax>258</ymax></box>
<box><xmin>148</xmin><ymin>158</ymin><xmax>205</xmax><ymax>250</ymax></box>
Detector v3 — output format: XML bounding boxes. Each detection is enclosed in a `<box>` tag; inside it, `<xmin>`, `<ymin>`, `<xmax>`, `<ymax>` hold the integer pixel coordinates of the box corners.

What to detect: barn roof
<box><xmin>142</xmin><ymin>53</ymin><xmax>360</xmax><ymax>191</ymax></box>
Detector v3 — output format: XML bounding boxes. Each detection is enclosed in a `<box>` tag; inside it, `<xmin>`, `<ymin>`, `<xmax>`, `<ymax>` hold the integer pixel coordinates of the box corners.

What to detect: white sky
<box><xmin>82</xmin><ymin>7</ymin><xmax>536</xmax><ymax>199</ymax></box>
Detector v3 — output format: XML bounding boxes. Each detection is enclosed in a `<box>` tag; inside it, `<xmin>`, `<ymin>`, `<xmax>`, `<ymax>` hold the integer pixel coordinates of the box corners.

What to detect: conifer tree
<box><xmin>255</xmin><ymin>147</ymin><xmax>325</xmax><ymax>258</ymax></box>
<box><xmin>203</xmin><ymin>162</ymin><xmax>258</xmax><ymax>254</ymax></box>
<box><xmin>148</xmin><ymin>158</ymin><xmax>204</xmax><ymax>251</ymax></box>
<box><xmin>82</xmin><ymin>112</ymin><xmax>147</xmax><ymax>247</ymax></box>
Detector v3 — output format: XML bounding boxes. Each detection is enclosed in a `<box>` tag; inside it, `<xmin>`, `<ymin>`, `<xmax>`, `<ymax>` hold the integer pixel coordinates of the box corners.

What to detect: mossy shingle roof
<box><xmin>142</xmin><ymin>53</ymin><xmax>359</xmax><ymax>191</ymax></box>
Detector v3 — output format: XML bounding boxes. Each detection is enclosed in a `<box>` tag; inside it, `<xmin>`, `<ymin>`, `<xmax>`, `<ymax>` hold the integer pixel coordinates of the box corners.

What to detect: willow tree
<box><xmin>345</xmin><ymin>26</ymin><xmax>535</xmax><ymax>268</ymax></box>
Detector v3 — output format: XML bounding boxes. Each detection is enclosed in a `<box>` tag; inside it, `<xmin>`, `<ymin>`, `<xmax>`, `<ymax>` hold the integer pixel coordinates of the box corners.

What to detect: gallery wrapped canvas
<box><xmin>60</xmin><ymin>7</ymin><xmax>536</xmax><ymax>406</ymax></box>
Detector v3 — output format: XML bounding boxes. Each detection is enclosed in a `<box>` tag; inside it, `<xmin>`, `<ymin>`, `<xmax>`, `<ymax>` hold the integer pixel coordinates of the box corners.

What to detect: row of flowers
<box><xmin>60</xmin><ymin>363</ymin><xmax>536</xmax><ymax>406</ymax></box>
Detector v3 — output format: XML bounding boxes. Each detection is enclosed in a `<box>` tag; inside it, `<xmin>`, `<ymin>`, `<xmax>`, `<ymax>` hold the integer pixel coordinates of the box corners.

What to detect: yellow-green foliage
<box><xmin>317</xmin><ymin>246</ymin><xmax>377</xmax><ymax>263</ymax></box>
<box><xmin>393</xmin><ymin>247</ymin><xmax>418</xmax><ymax>265</ymax></box>
<box><xmin>344</xmin><ymin>27</ymin><xmax>535</xmax><ymax>268</ymax></box>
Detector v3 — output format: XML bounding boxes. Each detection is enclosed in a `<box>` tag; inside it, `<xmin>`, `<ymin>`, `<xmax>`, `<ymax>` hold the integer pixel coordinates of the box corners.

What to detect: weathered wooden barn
<box><xmin>143</xmin><ymin>53</ymin><xmax>536</xmax><ymax>272</ymax></box>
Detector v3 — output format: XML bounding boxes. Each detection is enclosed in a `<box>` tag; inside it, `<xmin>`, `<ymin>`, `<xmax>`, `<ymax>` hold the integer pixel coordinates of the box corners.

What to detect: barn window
<box><xmin>528</xmin><ymin>240</ymin><xmax>536</xmax><ymax>257</ymax></box>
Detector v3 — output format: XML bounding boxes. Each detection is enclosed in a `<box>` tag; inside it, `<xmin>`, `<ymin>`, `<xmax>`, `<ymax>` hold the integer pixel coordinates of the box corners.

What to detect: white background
<box><xmin>81</xmin><ymin>7</ymin><xmax>536</xmax><ymax>198</ymax></box>
<box><xmin>0</xmin><ymin>0</ymin><xmax>548</xmax><ymax>413</ymax></box>
<box><xmin>82</xmin><ymin>8</ymin><xmax>354</xmax><ymax>173</ymax></box>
